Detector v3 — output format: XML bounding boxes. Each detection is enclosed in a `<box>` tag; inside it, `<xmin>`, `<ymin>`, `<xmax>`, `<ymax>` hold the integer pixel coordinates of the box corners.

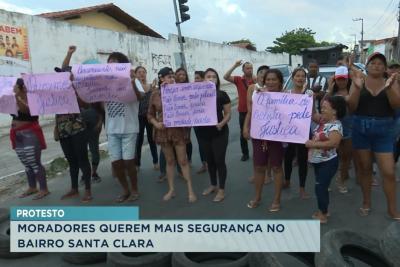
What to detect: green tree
<box><xmin>223</xmin><ymin>38</ymin><xmax>257</xmax><ymax>50</ymax></box>
<box><xmin>266</xmin><ymin>28</ymin><xmax>334</xmax><ymax>54</ymax></box>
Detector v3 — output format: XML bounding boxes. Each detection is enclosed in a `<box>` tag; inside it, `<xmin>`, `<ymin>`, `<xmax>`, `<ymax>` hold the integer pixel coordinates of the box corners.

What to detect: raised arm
<box><xmin>14</xmin><ymin>84</ymin><xmax>29</xmax><ymax>114</ymax></box>
<box><xmin>347</xmin><ymin>68</ymin><xmax>364</xmax><ymax>112</ymax></box>
<box><xmin>62</xmin><ymin>45</ymin><xmax>76</xmax><ymax>69</ymax></box>
<box><xmin>243</xmin><ymin>84</ymin><xmax>255</xmax><ymax>139</ymax></box>
<box><xmin>386</xmin><ymin>73</ymin><xmax>400</xmax><ymax>109</ymax></box>
<box><xmin>223</xmin><ymin>60</ymin><xmax>242</xmax><ymax>83</ymax></box>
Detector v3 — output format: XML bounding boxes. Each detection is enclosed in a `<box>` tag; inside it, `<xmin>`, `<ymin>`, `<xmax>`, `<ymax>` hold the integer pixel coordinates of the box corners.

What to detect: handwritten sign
<box><xmin>23</xmin><ymin>73</ymin><xmax>80</xmax><ymax>116</ymax></box>
<box><xmin>72</xmin><ymin>63</ymin><xmax>136</xmax><ymax>103</ymax></box>
<box><xmin>0</xmin><ymin>76</ymin><xmax>17</xmax><ymax>114</ymax></box>
<box><xmin>250</xmin><ymin>92</ymin><xmax>313</xmax><ymax>144</ymax></box>
<box><xmin>161</xmin><ymin>82</ymin><xmax>217</xmax><ymax>127</ymax></box>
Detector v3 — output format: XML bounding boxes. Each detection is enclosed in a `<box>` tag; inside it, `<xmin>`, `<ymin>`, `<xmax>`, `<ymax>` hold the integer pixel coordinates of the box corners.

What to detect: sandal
<box><xmin>128</xmin><ymin>193</ymin><xmax>140</xmax><ymax>202</ymax></box>
<box><xmin>61</xmin><ymin>190</ymin><xmax>79</xmax><ymax>200</ymax></box>
<box><xmin>247</xmin><ymin>200</ymin><xmax>260</xmax><ymax>209</ymax></box>
<box><xmin>189</xmin><ymin>194</ymin><xmax>197</xmax><ymax>203</ymax></box>
<box><xmin>269</xmin><ymin>204</ymin><xmax>281</xmax><ymax>212</ymax></box>
<box><xmin>81</xmin><ymin>195</ymin><xmax>93</xmax><ymax>203</ymax></box>
<box><xmin>19</xmin><ymin>189</ymin><xmax>38</xmax><ymax>198</ymax></box>
<box><xmin>32</xmin><ymin>191</ymin><xmax>50</xmax><ymax>200</ymax></box>
<box><xmin>202</xmin><ymin>186</ymin><xmax>217</xmax><ymax>196</ymax></box>
<box><xmin>115</xmin><ymin>193</ymin><xmax>130</xmax><ymax>203</ymax></box>
<box><xmin>163</xmin><ymin>191</ymin><xmax>176</xmax><ymax>201</ymax></box>
<box><xmin>359</xmin><ymin>207</ymin><xmax>371</xmax><ymax>217</ymax></box>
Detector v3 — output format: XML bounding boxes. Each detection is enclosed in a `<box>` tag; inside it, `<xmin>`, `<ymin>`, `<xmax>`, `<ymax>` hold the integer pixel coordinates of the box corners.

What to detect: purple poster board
<box><xmin>23</xmin><ymin>72</ymin><xmax>80</xmax><ymax>115</ymax></box>
<box><xmin>161</xmin><ymin>82</ymin><xmax>218</xmax><ymax>127</ymax></box>
<box><xmin>250</xmin><ymin>92</ymin><xmax>313</xmax><ymax>144</ymax></box>
<box><xmin>72</xmin><ymin>63</ymin><xmax>136</xmax><ymax>103</ymax></box>
<box><xmin>0</xmin><ymin>76</ymin><xmax>17</xmax><ymax>114</ymax></box>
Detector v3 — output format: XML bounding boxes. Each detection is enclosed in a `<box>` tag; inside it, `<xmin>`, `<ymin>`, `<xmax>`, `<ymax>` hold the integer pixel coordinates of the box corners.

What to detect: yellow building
<box><xmin>39</xmin><ymin>3</ymin><xmax>163</xmax><ymax>38</ymax></box>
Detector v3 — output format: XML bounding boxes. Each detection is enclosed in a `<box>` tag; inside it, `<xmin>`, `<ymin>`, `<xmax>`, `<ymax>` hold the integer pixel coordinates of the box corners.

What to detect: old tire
<box><xmin>285</xmin><ymin>253</ymin><xmax>315</xmax><ymax>266</ymax></box>
<box><xmin>172</xmin><ymin>253</ymin><xmax>248</xmax><ymax>267</ymax></box>
<box><xmin>62</xmin><ymin>252</ymin><xmax>107</xmax><ymax>265</ymax></box>
<box><xmin>248</xmin><ymin>253</ymin><xmax>283</xmax><ymax>267</ymax></box>
<box><xmin>315</xmin><ymin>229</ymin><xmax>391</xmax><ymax>267</ymax></box>
<box><xmin>107</xmin><ymin>252</ymin><xmax>171</xmax><ymax>267</ymax></box>
<box><xmin>380</xmin><ymin>222</ymin><xmax>400</xmax><ymax>267</ymax></box>
<box><xmin>0</xmin><ymin>209</ymin><xmax>40</xmax><ymax>259</ymax></box>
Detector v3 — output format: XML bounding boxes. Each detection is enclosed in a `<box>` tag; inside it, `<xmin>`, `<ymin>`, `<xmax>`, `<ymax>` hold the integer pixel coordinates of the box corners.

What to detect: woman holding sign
<box><xmin>197</xmin><ymin>68</ymin><xmax>231</xmax><ymax>202</ymax></box>
<box><xmin>243</xmin><ymin>69</ymin><xmax>285</xmax><ymax>212</ymax></box>
<box><xmin>148</xmin><ymin>67</ymin><xmax>197</xmax><ymax>203</ymax></box>
<box><xmin>10</xmin><ymin>79</ymin><xmax>49</xmax><ymax>200</ymax></box>
<box><xmin>283</xmin><ymin>68</ymin><xmax>312</xmax><ymax>199</ymax></box>
<box><xmin>306</xmin><ymin>96</ymin><xmax>346</xmax><ymax>224</ymax></box>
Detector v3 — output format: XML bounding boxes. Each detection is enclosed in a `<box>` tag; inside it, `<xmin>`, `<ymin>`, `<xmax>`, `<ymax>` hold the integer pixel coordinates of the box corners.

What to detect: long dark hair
<box><xmin>107</xmin><ymin>52</ymin><xmax>129</xmax><ymax>63</ymax></box>
<box><xmin>263</xmin><ymin>69</ymin><xmax>284</xmax><ymax>89</ymax></box>
<box><xmin>324</xmin><ymin>95</ymin><xmax>347</xmax><ymax>119</ymax></box>
<box><xmin>204</xmin><ymin>68</ymin><xmax>221</xmax><ymax>90</ymax></box>
<box><xmin>332</xmin><ymin>78</ymin><xmax>351</xmax><ymax>95</ymax></box>
<box><xmin>291</xmin><ymin>68</ymin><xmax>307</xmax><ymax>79</ymax></box>
<box><xmin>175</xmin><ymin>67</ymin><xmax>189</xmax><ymax>83</ymax></box>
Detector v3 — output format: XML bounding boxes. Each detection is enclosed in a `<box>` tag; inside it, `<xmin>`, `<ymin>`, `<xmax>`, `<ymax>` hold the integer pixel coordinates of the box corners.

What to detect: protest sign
<box><xmin>23</xmin><ymin>73</ymin><xmax>80</xmax><ymax>115</ymax></box>
<box><xmin>161</xmin><ymin>81</ymin><xmax>217</xmax><ymax>127</ymax></box>
<box><xmin>72</xmin><ymin>63</ymin><xmax>136</xmax><ymax>103</ymax></box>
<box><xmin>250</xmin><ymin>92</ymin><xmax>313</xmax><ymax>144</ymax></box>
<box><xmin>0</xmin><ymin>76</ymin><xmax>17</xmax><ymax>114</ymax></box>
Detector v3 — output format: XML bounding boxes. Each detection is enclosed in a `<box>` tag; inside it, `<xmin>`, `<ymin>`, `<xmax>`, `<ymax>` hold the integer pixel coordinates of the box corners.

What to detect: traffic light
<box><xmin>178</xmin><ymin>0</ymin><xmax>190</xmax><ymax>22</ymax></box>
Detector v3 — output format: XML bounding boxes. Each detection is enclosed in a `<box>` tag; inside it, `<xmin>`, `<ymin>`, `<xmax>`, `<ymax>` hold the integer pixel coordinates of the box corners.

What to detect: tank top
<box><xmin>355</xmin><ymin>85</ymin><xmax>394</xmax><ymax>117</ymax></box>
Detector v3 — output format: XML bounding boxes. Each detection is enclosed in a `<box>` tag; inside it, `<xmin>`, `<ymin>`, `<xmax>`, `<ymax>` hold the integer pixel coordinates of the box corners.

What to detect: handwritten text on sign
<box><xmin>23</xmin><ymin>73</ymin><xmax>80</xmax><ymax>116</ymax></box>
<box><xmin>161</xmin><ymin>82</ymin><xmax>217</xmax><ymax>127</ymax></box>
<box><xmin>72</xmin><ymin>63</ymin><xmax>136</xmax><ymax>103</ymax></box>
<box><xmin>0</xmin><ymin>76</ymin><xmax>17</xmax><ymax>114</ymax></box>
<box><xmin>250</xmin><ymin>92</ymin><xmax>313</xmax><ymax>144</ymax></box>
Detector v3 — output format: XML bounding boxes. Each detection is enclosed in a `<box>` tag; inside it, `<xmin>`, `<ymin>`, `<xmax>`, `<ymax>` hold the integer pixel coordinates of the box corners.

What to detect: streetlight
<box><xmin>353</xmin><ymin>18</ymin><xmax>364</xmax><ymax>62</ymax></box>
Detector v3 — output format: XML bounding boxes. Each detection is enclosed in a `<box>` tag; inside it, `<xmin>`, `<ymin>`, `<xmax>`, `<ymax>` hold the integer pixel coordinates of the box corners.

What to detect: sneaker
<box><xmin>92</xmin><ymin>174</ymin><xmax>102</xmax><ymax>183</ymax></box>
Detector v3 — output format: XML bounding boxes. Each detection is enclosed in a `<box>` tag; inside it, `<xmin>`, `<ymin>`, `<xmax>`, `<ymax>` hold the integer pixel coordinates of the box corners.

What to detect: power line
<box><xmin>367</xmin><ymin>0</ymin><xmax>395</xmax><ymax>33</ymax></box>
<box><xmin>368</xmin><ymin>5</ymin><xmax>398</xmax><ymax>37</ymax></box>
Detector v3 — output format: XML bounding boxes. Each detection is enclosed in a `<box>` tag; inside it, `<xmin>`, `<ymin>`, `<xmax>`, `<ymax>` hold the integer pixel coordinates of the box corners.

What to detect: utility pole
<box><xmin>396</xmin><ymin>1</ymin><xmax>400</xmax><ymax>61</ymax></box>
<box><xmin>353</xmin><ymin>18</ymin><xmax>364</xmax><ymax>62</ymax></box>
<box><xmin>173</xmin><ymin>0</ymin><xmax>190</xmax><ymax>70</ymax></box>
<box><xmin>351</xmin><ymin>34</ymin><xmax>357</xmax><ymax>53</ymax></box>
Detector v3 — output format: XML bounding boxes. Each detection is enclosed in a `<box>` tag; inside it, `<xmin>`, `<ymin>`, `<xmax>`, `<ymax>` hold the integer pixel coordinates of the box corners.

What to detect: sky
<box><xmin>0</xmin><ymin>0</ymin><xmax>398</xmax><ymax>51</ymax></box>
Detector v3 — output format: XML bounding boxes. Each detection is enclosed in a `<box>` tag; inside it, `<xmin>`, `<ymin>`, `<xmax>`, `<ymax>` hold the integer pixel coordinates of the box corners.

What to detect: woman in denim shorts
<box><xmin>348</xmin><ymin>52</ymin><xmax>400</xmax><ymax>220</ymax></box>
<box><xmin>243</xmin><ymin>69</ymin><xmax>285</xmax><ymax>212</ymax></box>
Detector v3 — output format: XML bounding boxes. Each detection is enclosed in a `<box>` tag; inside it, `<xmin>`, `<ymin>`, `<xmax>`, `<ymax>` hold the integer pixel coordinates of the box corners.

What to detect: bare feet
<box><xmin>163</xmin><ymin>191</ymin><xmax>176</xmax><ymax>201</ymax></box>
<box><xmin>188</xmin><ymin>192</ymin><xmax>197</xmax><ymax>203</ymax></box>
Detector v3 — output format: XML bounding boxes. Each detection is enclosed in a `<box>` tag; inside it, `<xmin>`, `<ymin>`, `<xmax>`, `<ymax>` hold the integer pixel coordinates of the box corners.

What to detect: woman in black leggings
<box><xmin>198</xmin><ymin>68</ymin><xmax>231</xmax><ymax>202</ymax></box>
<box><xmin>283</xmin><ymin>68</ymin><xmax>312</xmax><ymax>199</ymax></box>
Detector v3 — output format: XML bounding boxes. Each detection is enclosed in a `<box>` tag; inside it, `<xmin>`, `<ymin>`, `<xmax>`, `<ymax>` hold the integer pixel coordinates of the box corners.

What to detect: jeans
<box><xmin>136</xmin><ymin>115</ymin><xmax>158</xmax><ymax>166</ymax></box>
<box><xmin>239</xmin><ymin>112</ymin><xmax>249</xmax><ymax>156</ymax></box>
<box><xmin>60</xmin><ymin>131</ymin><xmax>91</xmax><ymax>190</ymax></box>
<box><xmin>313</xmin><ymin>157</ymin><xmax>339</xmax><ymax>214</ymax></box>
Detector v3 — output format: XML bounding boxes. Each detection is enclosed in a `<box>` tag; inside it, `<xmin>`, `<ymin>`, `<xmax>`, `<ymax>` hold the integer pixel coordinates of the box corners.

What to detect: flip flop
<box><xmin>81</xmin><ymin>195</ymin><xmax>93</xmax><ymax>203</ymax></box>
<box><xmin>247</xmin><ymin>200</ymin><xmax>260</xmax><ymax>209</ymax></box>
<box><xmin>32</xmin><ymin>191</ymin><xmax>50</xmax><ymax>200</ymax></box>
<box><xmin>19</xmin><ymin>190</ymin><xmax>38</xmax><ymax>198</ymax></box>
<box><xmin>128</xmin><ymin>193</ymin><xmax>140</xmax><ymax>202</ymax></box>
<box><xmin>269</xmin><ymin>204</ymin><xmax>281</xmax><ymax>212</ymax></box>
<box><xmin>359</xmin><ymin>207</ymin><xmax>371</xmax><ymax>217</ymax></box>
<box><xmin>115</xmin><ymin>193</ymin><xmax>130</xmax><ymax>203</ymax></box>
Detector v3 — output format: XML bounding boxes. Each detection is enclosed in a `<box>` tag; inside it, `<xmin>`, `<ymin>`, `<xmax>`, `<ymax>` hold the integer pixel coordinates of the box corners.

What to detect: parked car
<box><xmin>270</xmin><ymin>64</ymin><xmax>292</xmax><ymax>84</ymax></box>
<box><xmin>283</xmin><ymin>65</ymin><xmax>336</xmax><ymax>91</ymax></box>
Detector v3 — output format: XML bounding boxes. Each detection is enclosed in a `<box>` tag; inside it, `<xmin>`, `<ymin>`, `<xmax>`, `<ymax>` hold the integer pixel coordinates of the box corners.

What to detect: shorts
<box><xmin>341</xmin><ymin>115</ymin><xmax>353</xmax><ymax>140</ymax></box>
<box><xmin>352</xmin><ymin>116</ymin><xmax>395</xmax><ymax>153</ymax></box>
<box><xmin>252</xmin><ymin>139</ymin><xmax>284</xmax><ymax>167</ymax></box>
<box><xmin>107</xmin><ymin>133</ymin><xmax>138</xmax><ymax>161</ymax></box>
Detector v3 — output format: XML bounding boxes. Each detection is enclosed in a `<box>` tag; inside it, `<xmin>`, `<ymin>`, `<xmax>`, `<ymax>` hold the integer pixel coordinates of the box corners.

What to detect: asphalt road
<box><xmin>0</xmin><ymin>100</ymin><xmax>399</xmax><ymax>266</ymax></box>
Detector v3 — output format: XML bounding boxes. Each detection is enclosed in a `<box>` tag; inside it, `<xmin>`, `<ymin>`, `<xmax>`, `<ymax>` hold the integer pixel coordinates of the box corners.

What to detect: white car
<box><xmin>283</xmin><ymin>65</ymin><xmax>336</xmax><ymax>91</ymax></box>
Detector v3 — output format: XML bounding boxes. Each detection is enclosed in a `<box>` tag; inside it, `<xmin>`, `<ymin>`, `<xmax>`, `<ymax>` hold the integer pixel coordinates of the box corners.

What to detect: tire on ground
<box><xmin>285</xmin><ymin>253</ymin><xmax>315</xmax><ymax>266</ymax></box>
<box><xmin>315</xmin><ymin>229</ymin><xmax>391</xmax><ymax>267</ymax></box>
<box><xmin>62</xmin><ymin>253</ymin><xmax>107</xmax><ymax>265</ymax></box>
<box><xmin>172</xmin><ymin>252</ymin><xmax>248</xmax><ymax>267</ymax></box>
<box><xmin>248</xmin><ymin>253</ymin><xmax>283</xmax><ymax>267</ymax></box>
<box><xmin>107</xmin><ymin>252</ymin><xmax>171</xmax><ymax>267</ymax></box>
<box><xmin>0</xmin><ymin>209</ymin><xmax>40</xmax><ymax>259</ymax></box>
<box><xmin>380</xmin><ymin>222</ymin><xmax>400</xmax><ymax>267</ymax></box>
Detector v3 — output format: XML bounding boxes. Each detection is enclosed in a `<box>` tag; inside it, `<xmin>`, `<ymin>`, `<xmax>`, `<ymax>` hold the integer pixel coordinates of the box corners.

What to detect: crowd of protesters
<box><xmin>8</xmin><ymin>44</ymin><xmax>400</xmax><ymax>224</ymax></box>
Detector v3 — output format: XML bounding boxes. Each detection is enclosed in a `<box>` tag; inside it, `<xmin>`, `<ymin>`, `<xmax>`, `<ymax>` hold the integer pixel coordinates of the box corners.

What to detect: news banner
<box><xmin>9</xmin><ymin>207</ymin><xmax>319</xmax><ymax>252</ymax></box>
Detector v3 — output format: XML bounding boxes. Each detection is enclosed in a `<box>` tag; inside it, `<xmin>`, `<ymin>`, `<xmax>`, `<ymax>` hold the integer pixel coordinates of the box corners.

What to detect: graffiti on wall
<box><xmin>151</xmin><ymin>53</ymin><xmax>172</xmax><ymax>74</ymax></box>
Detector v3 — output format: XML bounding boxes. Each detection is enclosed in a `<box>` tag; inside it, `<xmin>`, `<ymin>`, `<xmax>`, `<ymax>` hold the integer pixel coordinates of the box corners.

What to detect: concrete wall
<box><xmin>0</xmin><ymin>9</ymin><xmax>302</xmax><ymax>126</ymax></box>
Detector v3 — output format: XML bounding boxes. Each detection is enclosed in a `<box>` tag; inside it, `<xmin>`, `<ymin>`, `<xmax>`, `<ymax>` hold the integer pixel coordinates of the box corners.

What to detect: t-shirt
<box><xmin>105</xmin><ymin>79</ymin><xmax>144</xmax><ymax>134</ymax></box>
<box><xmin>306</xmin><ymin>75</ymin><xmax>327</xmax><ymax>91</ymax></box>
<box><xmin>308</xmin><ymin>120</ymin><xmax>343</xmax><ymax>164</ymax></box>
<box><xmin>196</xmin><ymin>90</ymin><xmax>231</xmax><ymax>138</ymax></box>
<box><xmin>233</xmin><ymin>76</ymin><xmax>254</xmax><ymax>113</ymax></box>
